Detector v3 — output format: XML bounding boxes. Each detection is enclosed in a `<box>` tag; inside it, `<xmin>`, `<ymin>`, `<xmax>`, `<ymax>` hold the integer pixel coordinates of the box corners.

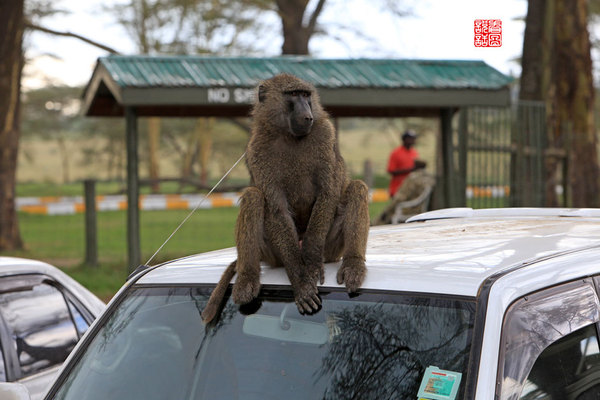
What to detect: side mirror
<box><xmin>0</xmin><ymin>383</ymin><xmax>31</xmax><ymax>400</ymax></box>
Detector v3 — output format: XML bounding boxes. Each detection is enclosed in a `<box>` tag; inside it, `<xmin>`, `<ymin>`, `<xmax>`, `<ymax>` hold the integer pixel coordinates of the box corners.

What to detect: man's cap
<box><xmin>402</xmin><ymin>130</ymin><xmax>417</xmax><ymax>139</ymax></box>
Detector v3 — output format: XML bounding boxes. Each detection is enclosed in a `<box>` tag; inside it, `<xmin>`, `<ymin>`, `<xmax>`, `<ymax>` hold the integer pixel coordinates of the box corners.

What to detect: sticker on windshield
<box><xmin>417</xmin><ymin>366</ymin><xmax>462</xmax><ymax>400</ymax></box>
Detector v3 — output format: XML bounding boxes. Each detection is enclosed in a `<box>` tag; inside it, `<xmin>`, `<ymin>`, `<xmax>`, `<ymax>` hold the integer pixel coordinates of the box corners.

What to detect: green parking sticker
<box><xmin>417</xmin><ymin>366</ymin><xmax>462</xmax><ymax>400</ymax></box>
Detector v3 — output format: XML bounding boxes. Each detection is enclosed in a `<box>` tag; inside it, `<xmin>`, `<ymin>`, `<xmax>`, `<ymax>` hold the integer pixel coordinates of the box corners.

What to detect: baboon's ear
<box><xmin>258</xmin><ymin>85</ymin><xmax>267</xmax><ymax>103</ymax></box>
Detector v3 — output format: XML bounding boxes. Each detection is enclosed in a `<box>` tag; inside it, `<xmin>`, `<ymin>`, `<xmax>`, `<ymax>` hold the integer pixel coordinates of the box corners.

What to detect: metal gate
<box><xmin>452</xmin><ymin>101</ymin><xmax>556</xmax><ymax>209</ymax></box>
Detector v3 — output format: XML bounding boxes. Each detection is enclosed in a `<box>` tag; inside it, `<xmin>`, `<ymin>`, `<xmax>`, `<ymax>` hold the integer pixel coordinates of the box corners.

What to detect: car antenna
<box><xmin>142</xmin><ymin>151</ymin><xmax>247</xmax><ymax>268</ymax></box>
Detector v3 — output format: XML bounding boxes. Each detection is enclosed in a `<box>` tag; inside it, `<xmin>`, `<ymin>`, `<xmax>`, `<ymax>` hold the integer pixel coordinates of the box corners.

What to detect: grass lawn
<box><xmin>6</xmin><ymin>202</ymin><xmax>389</xmax><ymax>301</ymax></box>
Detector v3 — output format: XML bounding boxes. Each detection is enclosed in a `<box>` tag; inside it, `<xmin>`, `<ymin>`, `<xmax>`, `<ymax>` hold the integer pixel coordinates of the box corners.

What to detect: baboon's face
<box><xmin>255</xmin><ymin>74</ymin><xmax>319</xmax><ymax>138</ymax></box>
<box><xmin>284</xmin><ymin>90</ymin><xmax>313</xmax><ymax>137</ymax></box>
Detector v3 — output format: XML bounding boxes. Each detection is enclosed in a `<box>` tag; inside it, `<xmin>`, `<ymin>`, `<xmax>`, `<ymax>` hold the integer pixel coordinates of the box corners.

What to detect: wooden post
<box><xmin>84</xmin><ymin>179</ymin><xmax>98</xmax><ymax>267</ymax></box>
<box><xmin>457</xmin><ymin>108</ymin><xmax>468</xmax><ymax>206</ymax></box>
<box><xmin>440</xmin><ymin>108</ymin><xmax>455</xmax><ymax>207</ymax></box>
<box><xmin>126</xmin><ymin>107</ymin><xmax>141</xmax><ymax>272</ymax></box>
<box><xmin>147</xmin><ymin>117</ymin><xmax>161</xmax><ymax>193</ymax></box>
<box><xmin>562</xmin><ymin>127</ymin><xmax>571</xmax><ymax>207</ymax></box>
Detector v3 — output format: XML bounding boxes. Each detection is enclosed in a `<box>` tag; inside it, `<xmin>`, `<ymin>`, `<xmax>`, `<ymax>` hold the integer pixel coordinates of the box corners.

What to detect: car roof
<box><xmin>0</xmin><ymin>256</ymin><xmax>69</xmax><ymax>276</ymax></box>
<box><xmin>0</xmin><ymin>256</ymin><xmax>106</xmax><ymax>315</ymax></box>
<box><xmin>136</xmin><ymin>208</ymin><xmax>600</xmax><ymax>298</ymax></box>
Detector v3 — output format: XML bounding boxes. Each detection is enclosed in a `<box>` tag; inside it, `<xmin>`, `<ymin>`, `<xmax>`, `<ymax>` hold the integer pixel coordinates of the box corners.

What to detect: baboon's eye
<box><xmin>287</xmin><ymin>100</ymin><xmax>294</xmax><ymax>112</ymax></box>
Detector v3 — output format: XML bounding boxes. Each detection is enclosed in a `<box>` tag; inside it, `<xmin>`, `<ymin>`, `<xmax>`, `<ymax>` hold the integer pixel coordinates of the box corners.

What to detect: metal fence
<box><xmin>455</xmin><ymin>101</ymin><xmax>565</xmax><ymax>209</ymax></box>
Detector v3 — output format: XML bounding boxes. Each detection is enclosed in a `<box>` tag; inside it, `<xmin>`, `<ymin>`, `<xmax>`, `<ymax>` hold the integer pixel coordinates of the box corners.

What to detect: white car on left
<box><xmin>0</xmin><ymin>257</ymin><xmax>104</xmax><ymax>400</ymax></box>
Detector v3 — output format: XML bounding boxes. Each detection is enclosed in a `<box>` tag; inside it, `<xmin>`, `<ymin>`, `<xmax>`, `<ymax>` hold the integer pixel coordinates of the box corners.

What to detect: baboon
<box><xmin>202</xmin><ymin>74</ymin><xmax>370</xmax><ymax>323</ymax></box>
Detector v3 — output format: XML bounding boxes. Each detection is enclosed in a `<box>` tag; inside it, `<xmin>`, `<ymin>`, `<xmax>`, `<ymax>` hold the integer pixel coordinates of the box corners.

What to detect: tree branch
<box><xmin>25</xmin><ymin>21</ymin><xmax>121</xmax><ymax>54</ymax></box>
<box><xmin>307</xmin><ymin>0</ymin><xmax>326</xmax><ymax>34</ymax></box>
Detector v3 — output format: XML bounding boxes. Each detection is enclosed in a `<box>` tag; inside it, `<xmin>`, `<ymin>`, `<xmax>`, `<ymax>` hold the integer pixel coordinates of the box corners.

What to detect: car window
<box><xmin>0</xmin><ymin>281</ymin><xmax>80</xmax><ymax>378</ymax></box>
<box><xmin>0</xmin><ymin>343</ymin><xmax>6</xmax><ymax>381</ymax></box>
<box><xmin>498</xmin><ymin>279</ymin><xmax>600</xmax><ymax>400</ymax></box>
<box><xmin>519</xmin><ymin>323</ymin><xmax>600</xmax><ymax>399</ymax></box>
<box><xmin>66</xmin><ymin>299</ymin><xmax>89</xmax><ymax>337</ymax></box>
<box><xmin>49</xmin><ymin>287</ymin><xmax>476</xmax><ymax>400</ymax></box>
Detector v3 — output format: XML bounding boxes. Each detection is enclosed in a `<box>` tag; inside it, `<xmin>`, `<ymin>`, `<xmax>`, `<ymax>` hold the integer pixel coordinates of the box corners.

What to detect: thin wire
<box><xmin>145</xmin><ymin>151</ymin><xmax>247</xmax><ymax>266</ymax></box>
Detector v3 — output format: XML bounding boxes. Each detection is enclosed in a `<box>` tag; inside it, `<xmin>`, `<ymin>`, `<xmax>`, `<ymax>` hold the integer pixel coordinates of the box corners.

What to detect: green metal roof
<box><xmin>99</xmin><ymin>55</ymin><xmax>512</xmax><ymax>89</ymax></box>
<box><xmin>83</xmin><ymin>55</ymin><xmax>513</xmax><ymax>117</ymax></box>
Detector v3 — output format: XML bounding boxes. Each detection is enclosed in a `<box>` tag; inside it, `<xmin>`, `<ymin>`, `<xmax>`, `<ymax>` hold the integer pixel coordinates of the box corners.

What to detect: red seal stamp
<box><xmin>474</xmin><ymin>19</ymin><xmax>502</xmax><ymax>47</ymax></box>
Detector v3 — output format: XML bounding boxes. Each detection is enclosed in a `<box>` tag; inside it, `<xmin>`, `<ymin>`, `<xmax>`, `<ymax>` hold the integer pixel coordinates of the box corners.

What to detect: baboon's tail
<box><xmin>201</xmin><ymin>260</ymin><xmax>237</xmax><ymax>323</ymax></box>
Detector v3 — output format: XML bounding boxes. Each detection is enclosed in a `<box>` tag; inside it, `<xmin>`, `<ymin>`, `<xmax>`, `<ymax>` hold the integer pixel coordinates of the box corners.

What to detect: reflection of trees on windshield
<box><xmin>191</xmin><ymin>289</ymin><xmax>236</xmax><ymax>338</ymax></box>
<box><xmin>98</xmin><ymin>287</ymin><xmax>236</xmax><ymax>350</ymax></box>
<box><xmin>318</xmin><ymin>301</ymin><xmax>473</xmax><ymax>400</ymax></box>
<box><xmin>96</xmin><ymin>291</ymin><xmax>149</xmax><ymax>351</ymax></box>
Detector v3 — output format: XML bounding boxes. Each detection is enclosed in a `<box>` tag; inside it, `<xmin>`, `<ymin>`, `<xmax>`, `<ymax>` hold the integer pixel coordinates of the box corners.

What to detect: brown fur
<box><xmin>202</xmin><ymin>74</ymin><xmax>369</xmax><ymax>323</ymax></box>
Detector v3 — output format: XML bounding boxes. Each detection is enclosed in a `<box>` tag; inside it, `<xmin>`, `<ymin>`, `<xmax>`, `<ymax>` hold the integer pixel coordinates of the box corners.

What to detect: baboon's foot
<box><xmin>294</xmin><ymin>280</ymin><xmax>321</xmax><ymax>315</ymax></box>
<box><xmin>232</xmin><ymin>273</ymin><xmax>261</xmax><ymax>305</ymax></box>
<box><xmin>337</xmin><ymin>256</ymin><xmax>366</xmax><ymax>293</ymax></box>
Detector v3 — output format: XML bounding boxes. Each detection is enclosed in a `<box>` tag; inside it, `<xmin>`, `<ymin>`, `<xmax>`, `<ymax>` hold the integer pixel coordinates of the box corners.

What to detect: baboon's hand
<box><xmin>232</xmin><ymin>272</ymin><xmax>261</xmax><ymax>305</ymax></box>
<box><xmin>294</xmin><ymin>279</ymin><xmax>322</xmax><ymax>315</ymax></box>
<box><xmin>337</xmin><ymin>256</ymin><xmax>366</xmax><ymax>293</ymax></box>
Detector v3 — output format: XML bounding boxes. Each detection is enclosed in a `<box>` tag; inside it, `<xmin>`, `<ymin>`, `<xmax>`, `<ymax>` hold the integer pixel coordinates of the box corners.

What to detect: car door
<box><xmin>0</xmin><ymin>275</ymin><xmax>94</xmax><ymax>400</ymax></box>
<box><xmin>496</xmin><ymin>278</ymin><xmax>600</xmax><ymax>400</ymax></box>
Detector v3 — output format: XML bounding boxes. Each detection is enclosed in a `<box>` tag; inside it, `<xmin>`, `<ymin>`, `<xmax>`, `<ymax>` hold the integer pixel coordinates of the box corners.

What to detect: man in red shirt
<box><xmin>387</xmin><ymin>130</ymin><xmax>425</xmax><ymax>197</ymax></box>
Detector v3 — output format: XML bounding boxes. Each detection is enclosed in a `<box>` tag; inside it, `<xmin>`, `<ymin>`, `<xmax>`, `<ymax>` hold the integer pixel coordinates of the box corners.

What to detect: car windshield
<box><xmin>51</xmin><ymin>286</ymin><xmax>475</xmax><ymax>400</ymax></box>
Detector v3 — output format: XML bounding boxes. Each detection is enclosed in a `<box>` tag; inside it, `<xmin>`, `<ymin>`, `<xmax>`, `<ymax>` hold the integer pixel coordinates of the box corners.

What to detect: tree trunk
<box><xmin>554</xmin><ymin>0</ymin><xmax>598</xmax><ymax>207</ymax></box>
<box><xmin>0</xmin><ymin>0</ymin><xmax>24</xmax><ymax>250</ymax></box>
<box><xmin>147</xmin><ymin>117</ymin><xmax>160</xmax><ymax>193</ymax></box>
<box><xmin>180</xmin><ymin>129</ymin><xmax>197</xmax><ymax>187</ymax></box>
<box><xmin>278</xmin><ymin>0</ymin><xmax>310</xmax><ymax>55</ymax></box>
<box><xmin>57</xmin><ymin>135</ymin><xmax>71</xmax><ymax>184</ymax></box>
<box><xmin>137</xmin><ymin>1</ymin><xmax>161</xmax><ymax>194</ymax></box>
<box><xmin>275</xmin><ymin>0</ymin><xmax>326</xmax><ymax>55</ymax></box>
<box><xmin>519</xmin><ymin>0</ymin><xmax>561</xmax><ymax>206</ymax></box>
<box><xmin>519</xmin><ymin>0</ymin><xmax>599</xmax><ymax>207</ymax></box>
<box><xmin>520</xmin><ymin>0</ymin><xmax>548</xmax><ymax>102</ymax></box>
<box><xmin>197</xmin><ymin>118</ymin><xmax>213</xmax><ymax>186</ymax></box>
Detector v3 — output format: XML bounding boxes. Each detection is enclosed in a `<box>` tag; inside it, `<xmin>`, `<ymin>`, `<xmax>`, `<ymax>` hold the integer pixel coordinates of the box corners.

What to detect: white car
<box><xmin>0</xmin><ymin>257</ymin><xmax>104</xmax><ymax>400</ymax></box>
<box><xmin>7</xmin><ymin>208</ymin><xmax>600</xmax><ymax>400</ymax></box>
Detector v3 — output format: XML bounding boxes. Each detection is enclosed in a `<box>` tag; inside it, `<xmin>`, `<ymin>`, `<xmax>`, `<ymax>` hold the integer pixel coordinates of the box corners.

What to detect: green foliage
<box><xmin>368</xmin><ymin>201</ymin><xmax>387</xmax><ymax>221</ymax></box>
<box><xmin>103</xmin><ymin>0</ymin><xmax>274</xmax><ymax>55</ymax></box>
<box><xmin>67</xmin><ymin>262</ymin><xmax>129</xmax><ymax>302</ymax></box>
<box><xmin>22</xmin><ymin>86</ymin><xmax>124</xmax><ymax>139</ymax></box>
<box><xmin>15</xmin><ymin>179</ymin><xmax>256</xmax><ymax>197</ymax></box>
<box><xmin>25</xmin><ymin>0</ymin><xmax>66</xmax><ymax>24</ymax></box>
<box><xmin>18</xmin><ymin>213</ymin><xmax>85</xmax><ymax>261</ymax></box>
<box><xmin>16</xmin><ymin>181</ymin><xmax>125</xmax><ymax>197</ymax></box>
<box><xmin>140</xmin><ymin>207</ymin><xmax>239</xmax><ymax>261</ymax></box>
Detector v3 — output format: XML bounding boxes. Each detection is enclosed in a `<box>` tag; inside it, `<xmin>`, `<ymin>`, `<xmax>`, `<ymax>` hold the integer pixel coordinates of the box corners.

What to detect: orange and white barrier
<box><xmin>16</xmin><ymin>193</ymin><xmax>241</xmax><ymax>215</ymax></box>
<box><xmin>466</xmin><ymin>185</ymin><xmax>510</xmax><ymax>199</ymax></box>
<box><xmin>17</xmin><ymin>189</ymin><xmax>391</xmax><ymax>215</ymax></box>
<box><xmin>18</xmin><ymin>187</ymin><xmax>523</xmax><ymax>216</ymax></box>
